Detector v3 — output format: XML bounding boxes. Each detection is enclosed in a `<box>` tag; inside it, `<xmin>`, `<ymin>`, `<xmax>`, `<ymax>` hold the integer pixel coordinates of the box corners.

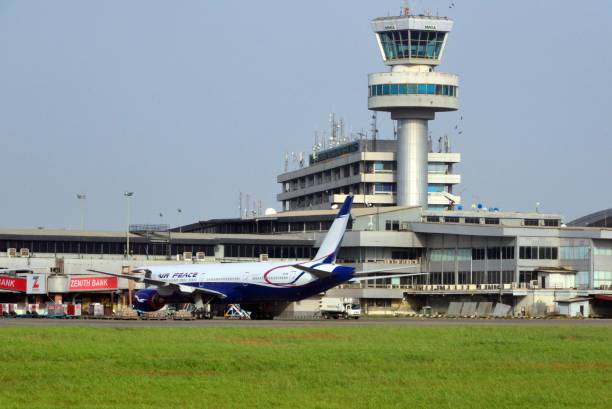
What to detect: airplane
<box><xmin>89</xmin><ymin>196</ymin><xmax>422</xmax><ymax>319</ymax></box>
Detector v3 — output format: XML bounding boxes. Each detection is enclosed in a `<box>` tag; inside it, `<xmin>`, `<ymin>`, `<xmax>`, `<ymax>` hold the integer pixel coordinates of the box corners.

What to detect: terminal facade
<box><xmin>1</xmin><ymin>11</ymin><xmax>611</xmax><ymax>318</ymax></box>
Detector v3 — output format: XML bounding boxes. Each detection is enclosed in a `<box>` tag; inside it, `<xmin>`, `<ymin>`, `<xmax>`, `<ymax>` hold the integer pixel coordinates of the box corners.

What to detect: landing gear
<box><xmin>192</xmin><ymin>293</ymin><xmax>213</xmax><ymax>320</ymax></box>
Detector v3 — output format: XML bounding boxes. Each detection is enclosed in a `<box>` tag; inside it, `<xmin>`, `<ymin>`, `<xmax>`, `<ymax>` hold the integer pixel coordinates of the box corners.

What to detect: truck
<box><xmin>319</xmin><ymin>297</ymin><xmax>361</xmax><ymax>319</ymax></box>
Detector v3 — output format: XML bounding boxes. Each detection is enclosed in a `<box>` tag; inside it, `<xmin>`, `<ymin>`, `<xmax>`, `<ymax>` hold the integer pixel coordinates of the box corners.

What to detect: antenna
<box><xmin>403</xmin><ymin>0</ymin><xmax>410</xmax><ymax>16</ymax></box>
<box><xmin>370</xmin><ymin>112</ymin><xmax>378</xmax><ymax>141</ymax></box>
<box><xmin>239</xmin><ymin>192</ymin><xmax>243</xmax><ymax>218</ymax></box>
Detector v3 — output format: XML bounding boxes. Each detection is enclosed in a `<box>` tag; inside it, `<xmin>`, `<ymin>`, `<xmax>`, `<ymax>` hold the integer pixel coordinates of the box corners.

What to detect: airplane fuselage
<box><xmin>138</xmin><ymin>262</ymin><xmax>355</xmax><ymax>304</ymax></box>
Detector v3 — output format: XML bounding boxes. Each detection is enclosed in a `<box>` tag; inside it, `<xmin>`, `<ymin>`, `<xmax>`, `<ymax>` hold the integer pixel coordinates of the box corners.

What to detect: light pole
<box><xmin>76</xmin><ymin>194</ymin><xmax>86</xmax><ymax>230</ymax></box>
<box><xmin>124</xmin><ymin>192</ymin><xmax>134</xmax><ymax>259</ymax></box>
<box><xmin>177</xmin><ymin>208</ymin><xmax>182</xmax><ymax>232</ymax></box>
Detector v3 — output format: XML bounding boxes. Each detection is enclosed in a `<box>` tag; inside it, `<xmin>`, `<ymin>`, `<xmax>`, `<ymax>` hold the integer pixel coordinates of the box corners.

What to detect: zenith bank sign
<box><xmin>69</xmin><ymin>277</ymin><xmax>118</xmax><ymax>291</ymax></box>
<box><xmin>0</xmin><ymin>276</ymin><xmax>27</xmax><ymax>292</ymax></box>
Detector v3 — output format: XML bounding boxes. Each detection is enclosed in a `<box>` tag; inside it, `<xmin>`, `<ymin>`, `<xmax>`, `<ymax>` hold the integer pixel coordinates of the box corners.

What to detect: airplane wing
<box><xmin>86</xmin><ymin>269</ymin><xmax>227</xmax><ymax>299</ymax></box>
<box><xmin>292</xmin><ymin>263</ymin><xmax>424</xmax><ymax>282</ymax></box>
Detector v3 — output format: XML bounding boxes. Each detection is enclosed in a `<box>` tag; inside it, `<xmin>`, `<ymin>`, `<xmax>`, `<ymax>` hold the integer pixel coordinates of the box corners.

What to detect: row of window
<box><xmin>224</xmin><ymin>244</ymin><xmax>316</xmax><ymax>259</ymax></box>
<box><xmin>560</xmin><ymin>246</ymin><xmax>589</xmax><ymax>260</ymax></box>
<box><xmin>0</xmin><ymin>240</ymin><xmax>213</xmax><ymax>256</ymax></box>
<box><xmin>425</xmin><ymin>215</ymin><xmax>500</xmax><ymax>225</ymax></box>
<box><xmin>429</xmin><ymin>247</ymin><xmax>515</xmax><ymax>262</ymax></box>
<box><xmin>525</xmin><ymin>219</ymin><xmax>560</xmax><ymax>227</ymax></box>
<box><xmin>594</xmin><ymin>271</ymin><xmax>612</xmax><ymax>287</ymax></box>
<box><xmin>369</xmin><ymin>83</ymin><xmax>457</xmax><ymax>98</ymax></box>
<box><xmin>519</xmin><ymin>246</ymin><xmax>558</xmax><ymax>260</ymax></box>
<box><xmin>595</xmin><ymin>248</ymin><xmax>612</xmax><ymax>256</ymax></box>
<box><xmin>405</xmin><ymin>271</ymin><xmax>515</xmax><ymax>285</ymax></box>
<box><xmin>378</xmin><ymin>29</ymin><xmax>446</xmax><ymax>60</ymax></box>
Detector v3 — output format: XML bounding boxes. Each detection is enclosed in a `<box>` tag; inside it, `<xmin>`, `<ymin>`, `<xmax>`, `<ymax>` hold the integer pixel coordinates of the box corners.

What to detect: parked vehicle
<box><xmin>320</xmin><ymin>297</ymin><xmax>361</xmax><ymax>319</ymax></box>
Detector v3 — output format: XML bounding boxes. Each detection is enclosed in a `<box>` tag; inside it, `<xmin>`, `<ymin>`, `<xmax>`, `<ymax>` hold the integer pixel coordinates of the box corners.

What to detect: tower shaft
<box><xmin>396</xmin><ymin>118</ymin><xmax>428</xmax><ymax>207</ymax></box>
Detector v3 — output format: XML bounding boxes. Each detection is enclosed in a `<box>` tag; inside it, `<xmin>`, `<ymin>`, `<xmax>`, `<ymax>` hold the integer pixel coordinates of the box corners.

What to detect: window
<box><xmin>428</xmin><ymin>163</ymin><xmax>448</xmax><ymax>174</ymax></box>
<box><xmin>524</xmin><ymin>219</ymin><xmax>540</xmax><ymax>226</ymax></box>
<box><xmin>502</xmin><ymin>247</ymin><xmax>515</xmax><ymax>259</ymax></box>
<box><xmin>458</xmin><ymin>271</ymin><xmax>470</xmax><ymax>284</ymax></box>
<box><xmin>484</xmin><ymin>218</ymin><xmax>500</xmax><ymax>225</ymax></box>
<box><xmin>385</xmin><ymin>220</ymin><xmax>400</xmax><ymax>231</ymax></box>
<box><xmin>560</xmin><ymin>246</ymin><xmax>589</xmax><ymax>260</ymax></box>
<box><xmin>487</xmin><ymin>247</ymin><xmax>501</xmax><ymax>260</ymax></box>
<box><xmin>519</xmin><ymin>270</ymin><xmax>536</xmax><ymax>283</ymax></box>
<box><xmin>427</xmin><ymin>184</ymin><xmax>445</xmax><ymax>193</ymax></box>
<box><xmin>594</xmin><ymin>271</ymin><xmax>612</xmax><ymax>288</ymax></box>
<box><xmin>445</xmin><ymin>216</ymin><xmax>459</xmax><ymax>223</ymax></box>
<box><xmin>519</xmin><ymin>246</ymin><xmax>538</xmax><ymax>259</ymax></box>
<box><xmin>544</xmin><ymin>219</ymin><xmax>560</xmax><ymax>227</ymax></box>
<box><xmin>457</xmin><ymin>249</ymin><xmax>471</xmax><ymax>261</ymax></box>
<box><xmin>594</xmin><ymin>247</ymin><xmax>612</xmax><ymax>256</ymax></box>
<box><xmin>487</xmin><ymin>271</ymin><xmax>500</xmax><ymax>284</ymax></box>
<box><xmin>472</xmin><ymin>271</ymin><xmax>485</xmax><ymax>285</ymax></box>
<box><xmin>443</xmin><ymin>272</ymin><xmax>454</xmax><ymax>284</ymax></box>
<box><xmin>374</xmin><ymin>183</ymin><xmax>395</xmax><ymax>194</ymax></box>
<box><xmin>426</xmin><ymin>216</ymin><xmax>441</xmax><ymax>223</ymax></box>
<box><xmin>519</xmin><ymin>246</ymin><xmax>557</xmax><ymax>260</ymax></box>
<box><xmin>502</xmin><ymin>271</ymin><xmax>514</xmax><ymax>284</ymax></box>
<box><xmin>465</xmin><ymin>217</ymin><xmax>480</xmax><ymax>224</ymax></box>
<box><xmin>472</xmin><ymin>248</ymin><xmax>485</xmax><ymax>260</ymax></box>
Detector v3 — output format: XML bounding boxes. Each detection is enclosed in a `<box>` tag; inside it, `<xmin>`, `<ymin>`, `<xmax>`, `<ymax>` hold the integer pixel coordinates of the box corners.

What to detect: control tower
<box><xmin>369</xmin><ymin>13</ymin><xmax>459</xmax><ymax>208</ymax></box>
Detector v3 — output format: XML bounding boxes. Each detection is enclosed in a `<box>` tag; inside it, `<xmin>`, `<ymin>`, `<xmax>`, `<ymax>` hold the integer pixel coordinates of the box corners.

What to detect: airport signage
<box><xmin>0</xmin><ymin>276</ymin><xmax>27</xmax><ymax>292</ymax></box>
<box><xmin>27</xmin><ymin>274</ymin><xmax>47</xmax><ymax>294</ymax></box>
<box><xmin>69</xmin><ymin>277</ymin><xmax>118</xmax><ymax>291</ymax></box>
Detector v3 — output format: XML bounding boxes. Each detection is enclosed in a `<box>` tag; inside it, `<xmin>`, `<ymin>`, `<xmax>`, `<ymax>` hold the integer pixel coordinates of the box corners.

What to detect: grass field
<box><xmin>0</xmin><ymin>324</ymin><xmax>610</xmax><ymax>409</ymax></box>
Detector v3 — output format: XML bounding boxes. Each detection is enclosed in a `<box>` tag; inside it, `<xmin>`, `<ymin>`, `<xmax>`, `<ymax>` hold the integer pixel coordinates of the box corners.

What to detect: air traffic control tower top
<box><xmin>371</xmin><ymin>15</ymin><xmax>453</xmax><ymax>67</ymax></box>
<box><xmin>368</xmin><ymin>13</ymin><xmax>459</xmax><ymax>209</ymax></box>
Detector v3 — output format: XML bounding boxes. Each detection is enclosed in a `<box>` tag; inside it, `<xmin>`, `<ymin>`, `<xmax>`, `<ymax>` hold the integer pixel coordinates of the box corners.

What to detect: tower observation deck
<box><xmin>369</xmin><ymin>14</ymin><xmax>459</xmax><ymax>208</ymax></box>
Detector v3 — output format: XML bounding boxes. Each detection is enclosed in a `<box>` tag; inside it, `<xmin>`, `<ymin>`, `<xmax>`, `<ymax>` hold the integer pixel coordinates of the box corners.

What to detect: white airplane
<box><xmin>89</xmin><ymin>196</ymin><xmax>421</xmax><ymax>318</ymax></box>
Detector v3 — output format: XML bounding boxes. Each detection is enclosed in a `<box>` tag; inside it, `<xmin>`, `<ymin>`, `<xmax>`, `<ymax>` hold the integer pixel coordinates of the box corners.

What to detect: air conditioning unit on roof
<box><xmin>7</xmin><ymin>248</ymin><xmax>17</xmax><ymax>257</ymax></box>
<box><xmin>20</xmin><ymin>248</ymin><xmax>30</xmax><ymax>258</ymax></box>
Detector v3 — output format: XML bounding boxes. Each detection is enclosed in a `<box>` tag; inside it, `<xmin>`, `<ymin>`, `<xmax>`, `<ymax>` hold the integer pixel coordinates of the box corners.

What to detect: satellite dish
<box><xmin>264</xmin><ymin>208</ymin><xmax>277</xmax><ymax>216</ymax></box>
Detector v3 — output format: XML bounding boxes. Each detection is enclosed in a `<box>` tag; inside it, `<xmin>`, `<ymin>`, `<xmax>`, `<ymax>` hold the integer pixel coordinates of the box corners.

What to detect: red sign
<box><xmin>69</xmin><ymin>277</ymin><xmax>118</xmax><ymax>291</ymax></box>
<box><xmin>0</xmin><ymin>276</ymin><xmax>27</xmax><ymax>292</ymax></box>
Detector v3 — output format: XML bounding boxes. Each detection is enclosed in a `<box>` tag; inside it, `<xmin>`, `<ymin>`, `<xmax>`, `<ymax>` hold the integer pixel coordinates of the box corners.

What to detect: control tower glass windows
<box><xmin>378</xmin><ymin>30</ymin><xmax>446</xmax><ymax>61</ymax></box>
<box><xmin>369</xmin><ymin>84</ymin><xmax>457</xmax><ymax>97</ymax></box>
<box><xmin>410</xmin><ymin>30</ymin><xmax>446</xmax><ymax>59</ymax></box>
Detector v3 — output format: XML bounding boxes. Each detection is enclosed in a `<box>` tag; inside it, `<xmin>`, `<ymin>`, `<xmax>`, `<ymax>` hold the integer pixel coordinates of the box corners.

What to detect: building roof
<box><xmin>0</xmin><ymin>228</ymin><xmax>313</xmax><ymax>245</ymax></box>
<box><xmin>568</xmin><ymin>208</ymin><xmax>612</xmax><ymax>228</ymax></box>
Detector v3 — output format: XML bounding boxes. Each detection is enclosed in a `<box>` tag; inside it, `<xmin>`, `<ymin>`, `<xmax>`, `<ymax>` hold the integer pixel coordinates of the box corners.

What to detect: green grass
<box><xmin>0</xmin><ymin>325</ymin><xmax>610</xmax><ymax>409</ymax></box>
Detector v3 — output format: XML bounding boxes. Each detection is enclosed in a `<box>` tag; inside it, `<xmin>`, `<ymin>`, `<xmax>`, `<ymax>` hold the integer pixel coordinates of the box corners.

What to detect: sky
<box><xmin>0</xmin><ymin>0</ymin><xmax>610</xmax><ymax>230</ymax></box>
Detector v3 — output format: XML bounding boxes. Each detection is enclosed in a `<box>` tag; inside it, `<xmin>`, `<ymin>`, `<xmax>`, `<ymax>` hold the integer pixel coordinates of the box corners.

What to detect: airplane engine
<box><xmin>133</xmin><ymin>288</ymin><xmax>166</xmax><ymax>312</ymax></box>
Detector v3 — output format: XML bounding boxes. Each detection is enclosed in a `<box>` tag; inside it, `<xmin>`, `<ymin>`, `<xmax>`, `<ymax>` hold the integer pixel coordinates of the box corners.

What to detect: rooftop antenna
<box><xmin>239</xmin><ymin>192</ymin><xmax>243</xmax><ymax>218</ymax></box>
<box><xmin>370</xmin><ymin>112</ymin><xmax>378</xmax><ymax>141</ymax></box>
<box><xmin>403</xmin><ymin>0</ymin><xmax>410</xmax><ymax>16</ymax></box>
<box><xmin>284</xmin><ymin>152</ymin><xmax>289</xmax><ymax>172</ymax></box>
<box><xmin>427</xmin><ymin>132</ymin><xmax>433</xmax><ymax>153</ymax></box>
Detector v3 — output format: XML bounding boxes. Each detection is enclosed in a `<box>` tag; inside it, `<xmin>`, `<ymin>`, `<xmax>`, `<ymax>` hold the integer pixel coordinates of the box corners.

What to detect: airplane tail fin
<box><xmin>312</xmin><ymin>195</ymin><xmax>353</xmax><ymax>264</ymax></box>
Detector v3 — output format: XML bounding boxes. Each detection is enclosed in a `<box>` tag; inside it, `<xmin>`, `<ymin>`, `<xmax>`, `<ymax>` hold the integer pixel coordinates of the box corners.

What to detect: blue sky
<box><xmin>0</xmin><ymin>0</ymin><xmax>610</xmax><ymax>230</ymax></box>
